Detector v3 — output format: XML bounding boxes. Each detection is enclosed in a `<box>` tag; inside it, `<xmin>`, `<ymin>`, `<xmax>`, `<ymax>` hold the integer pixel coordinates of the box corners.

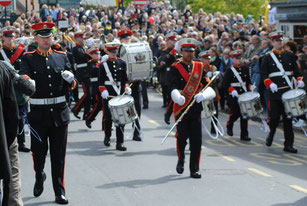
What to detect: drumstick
<box><xmin>119</xmin><ymin>83</ymin><xmax>133</xmax><ymax>99</ymax></box>
<box><xmin>278</xmin><ymin>86</ymin><xmax>290</xmax><ymax>90</ymax></box>
<box><xmin>251</xmin><ymin>82</ymin><xmax>256</xmax><ymax>93</ymax></box>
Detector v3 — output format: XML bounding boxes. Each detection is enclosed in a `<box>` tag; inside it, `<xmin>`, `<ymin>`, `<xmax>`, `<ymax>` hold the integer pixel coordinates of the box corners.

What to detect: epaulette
<box><xmin>265</xmin><ymin>51</ymin><xmax>272</xmax><ymax>55</ymax></box>
<box><xmin>53</xmin><ymin>50</ymin><xmax>67</xmax><ymax>55</ymax></box>
<box><xmin>23</xmin><ymin>50</ymin><xmax>35</xmax><ymax>55</ymax></box>
<box><xmin>171</xmin><ymin>62</ymin><xmax>179</xmax><ymax>67</ymax></box>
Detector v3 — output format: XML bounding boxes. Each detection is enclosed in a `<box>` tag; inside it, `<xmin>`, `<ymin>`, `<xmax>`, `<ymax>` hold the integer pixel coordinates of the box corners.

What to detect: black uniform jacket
<box><xmin>168</xmin><ymin>60</ymin><xmax>207</xmax><ymax>115</ymax></box>
<box><xmin>98</xmin><ymin>58</ymin><xmax>129</xmax><ymax>96</ymax></box>
<box><xmin>72</xmin><ymin>45</ymin><xmax>91</xmax><ymax>79</ymax></box>
<box><xmin>260</xmin><ymin>50</ymin><xmax>302</xmax><ymax>100</ymax></box>
<box><xmin>223</xmin><ymin>65</ymin><xmax>251</xmax><ymax>95</ymax></box>
<box><xmin>0</xmin><ymin>44</ymin><xmax>25</xmax><ymax>71</ymax></box>
<box><xmin>19</xmin><ymin>49</ymin><xmax>75</xmax><ymax>127</ymax></box>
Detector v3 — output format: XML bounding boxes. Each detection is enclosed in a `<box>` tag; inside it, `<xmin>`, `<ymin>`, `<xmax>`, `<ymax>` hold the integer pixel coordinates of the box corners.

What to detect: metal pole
<box><xmin>26</xmin><ymin>0</ymin><xmax>28</xmax><ymax>14</ymax></box>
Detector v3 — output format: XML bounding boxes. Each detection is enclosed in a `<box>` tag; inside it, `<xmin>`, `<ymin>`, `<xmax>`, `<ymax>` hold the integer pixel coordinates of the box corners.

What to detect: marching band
<box><xmin>1</xmin><ymin>20</ymin><xmax>305</xmax><ymax>204</ymax></box>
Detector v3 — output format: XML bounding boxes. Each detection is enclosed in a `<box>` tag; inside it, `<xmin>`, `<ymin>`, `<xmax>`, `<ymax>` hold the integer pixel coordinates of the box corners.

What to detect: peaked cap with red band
<box><xmin>1</xmin><ymin>26</ymin><xmax>16</xmax><ymax>37</ymax></box>
<box><xmin>269</xmin><ymin>30</ymin><xmax>283</xmax><ymax>41</ymax></box>
<box><xmin>230</xmin><ymin>49</ymin><xmax>243</xmax><ymax>58</ymax></box>
<box><xmin>118</xmin><ymin>29</ymin><xmax>133</xmax><ymax>39</ymax></box>
<box><xmin>31</xmin><ymin>22</ymin><xmax>55</xmax><ymax>37</ymax></box>
<box><xmin>104</xmin><ymin>42</ymin><xmax>119</xmax><ymax>53</ymax></box>
<box><xmin>74</xmin><ymin>31</ymin><xmax>85</xmax><ymax>38</ymax></box>
<box><xmin>178</xmin><ymin>38</ymin><xmax>198</xmax><ymax>52</ymax></box>
<box><xmin>199</xmin><ymin>50</ymin><xmax>212</xmax><ymax>59</ymax></box>
<box><xmin>87</xmin><ymin>46</ymin><xmax>100</xmax><ymax>54</ymax></box>
<box><xmin>166</xmin><ymin>32</ymin><xmax>177</xmax><ymax>41</ymax></box>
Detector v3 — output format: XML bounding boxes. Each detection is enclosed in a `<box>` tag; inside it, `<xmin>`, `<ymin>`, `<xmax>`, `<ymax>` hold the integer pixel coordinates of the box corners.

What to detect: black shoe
<box><xmin>190</xmin><ymin>171</ymin><xmax>202</xmax><ymax>178</ymax></box>
<box><xmin>133</xmin><ymin>135</ymin><xmax>142</xmax><ymax>141</ymax></box>
<box><xmin>164</xmin><ymin>114</ymin><xmax>170</xmax><ymax>125</ymax></box>
<box><xmin>104</xmin><ymin>137</ymin><xmax>110</xmax><ymax>147</ymax></box>
<box><xmin>71</xmin><ymin>109</ymin><xmax>80</xmax><ymax>119</ymax></box>
<box><xmin>33</xmin><ymin>172</ymin><xmax>46</xmax><ymax>197</ymax></box>
<box><xmin>55</xmin><ymin>195</ymin><xmax>69</xmax><ymax>204</ymax></box>
<box><xmin>283</xmin><ymin>146</ymin><xmax>298</xmax><ymax>153</ymax></box>
<box><xmin>18</xmin><ymin>144</ymin><xmax>30</xmax><ymax>152</ymax></box>
<box><xmin>116</xmin><ymin>143</ymin><xmax>127</xmax><ymax>151</ymax></box>
<box><xmin>266</xmin><ymin>136</ymin><xmax>273</xmax><ymax>147</ymax></box>
<box><xmin>85</xmin><ymin>120</ymin><xmax>92</xmax><ymax>129</ymax></box>
<box><xmin>143</xmin><ymin>105</ymin><xmax>148</xmax><ymax>109</ymax></box>
<box><xmin>227</xmin><ymin>128</ymin><xmax>233</xmax><ymax>136</ymax></box>
<box><xmin>176</xmin><ymin>160</ymin><xmax>184</xmax><ymax>174</ymax></box>
<box><xmin>240</xmin><ymin>136</ymin><xmax>251</xmax><ymax>141</ymax></box>
<box><xmin>162</xmin><ymin>104</ymin><xmax>167</xmax><ymax>108</ymax></box>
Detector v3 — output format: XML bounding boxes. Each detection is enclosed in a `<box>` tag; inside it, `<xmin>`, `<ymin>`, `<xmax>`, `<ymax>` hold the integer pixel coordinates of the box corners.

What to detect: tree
<box><xmin>189</xmin><ymin>0</ymin><xmax>266</xmax><ymax>20</ymax></box>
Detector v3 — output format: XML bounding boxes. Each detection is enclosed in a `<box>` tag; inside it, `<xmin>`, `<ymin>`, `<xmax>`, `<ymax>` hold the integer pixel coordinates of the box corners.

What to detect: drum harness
<box><xmin>230</xmin><ymin>67</ymin><xmax>270</xmax><ymax>133</ymax></box>
<box><xmin>103</xmin><ymin>62</ymin><xmax>143</xmax><ymax>139</ymax></box>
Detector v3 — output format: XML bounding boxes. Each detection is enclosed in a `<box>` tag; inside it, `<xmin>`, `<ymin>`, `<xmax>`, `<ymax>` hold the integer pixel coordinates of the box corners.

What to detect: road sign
<box><xmin>0</xmin><ymin>0</ymin><xmax>12</xmax><ymax>7</ymax></box>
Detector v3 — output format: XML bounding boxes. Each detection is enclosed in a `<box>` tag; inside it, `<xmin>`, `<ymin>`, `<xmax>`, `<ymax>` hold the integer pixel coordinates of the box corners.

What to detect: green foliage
<box><xmin>189</xmin><ymin>0</ymin><xmax>266</xmax><ymax>20</ymax></box>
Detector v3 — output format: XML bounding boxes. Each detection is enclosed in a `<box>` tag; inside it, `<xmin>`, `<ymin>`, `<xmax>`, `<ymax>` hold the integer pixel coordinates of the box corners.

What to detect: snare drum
<box><xmin>282</xmin><ymin>89</ymin><xmax>307</xmax><ymax>118</ymax></box>
<box><xmin>238</xmin><ymin>92</ymin><xmax>263</xmax><ymax>118</ymax></box>
<box><xmin>202</xmin><ymin>99</ymin><xmax>216</xmax><ymax>119</ymax></box>
<box><xmin>108</xmin><ymin>96</ymin><xmax>138</xmax><ymax>125</ymax></box>
<box><xmin>119</xmin><ymin>42</ymin><xmax>153</xmax><ymax>82</ymax></box>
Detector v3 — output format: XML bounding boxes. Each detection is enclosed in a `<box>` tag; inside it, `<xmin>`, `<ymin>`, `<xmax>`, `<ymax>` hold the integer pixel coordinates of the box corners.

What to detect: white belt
<box><xmin>104</xmin><ymin>81</ymin><xmax>120</xmax><ymax>86</ymax></box>
<box><xmin>269</xmin><ymin>71</ymin><xmax>292</xmax><ymax>78</ymax></box>
<box><xmin>90</xmin><ymin>77</ymin><xmax>98</xmax><ymax>82</ymax></box>
<box><xmin>30</xmin><ymin>96</ymin><xmax>66</xmax><ymax>105</ymax></box>
<box><xmin>76</xmin><ymin>63</ymin><xmax>87</xmax><ymax>68</ymax></box>
<box><xmin>231</xmin><ymin>82</ymin><xmax>245</xmax><ymax>87</ymax></box>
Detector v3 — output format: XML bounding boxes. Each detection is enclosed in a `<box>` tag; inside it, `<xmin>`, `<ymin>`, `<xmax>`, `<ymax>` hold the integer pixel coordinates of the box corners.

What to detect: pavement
<box><xmin>19</xmin><ymin>88</ymin><xmax>307</xmax><ymax>206</ymax></box>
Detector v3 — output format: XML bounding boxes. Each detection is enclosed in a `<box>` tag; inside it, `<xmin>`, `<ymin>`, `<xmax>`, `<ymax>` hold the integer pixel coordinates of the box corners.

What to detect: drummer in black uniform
<box><xmin>85</xmin><ymin>46</ymin><xmax>101</xmax><ymax>128</ymax></box>
<box><xmin>19</xmin><ymin>22</ymin><xmax>77</xmax><ymax>204</ymax></box>
<box><xmin>222</xmin><ymin>50</ymin><xmax>255</xmax><ymax>141</ymax></box>
<box><xmin>71</xmin><ymin>31</ymin><xmax>91</xmax><ymax>120</ymax></box>
<box><xmin>260</xmin><ymin>31</ymin><xmax>303</xmax><ymax>153</ymax></box>
<box><xmin>159</xmin><ymin>32</ymin><xmax>180</xmax><ymax>124</ymax></box>
<box><xmin>99</xmin><ymin>42</ymin><xmax>132</xmax><ymax>151</ymax></box>
<box><xmin>168</xmin><ymin>38</ymin><xmax>214</xmax><ymax>178</ymax></box>
<box><xmin>0</xmin><ymin>26</ymin><xmax>30</xmax><ymax>152</ymax></box>
<box><xmin>118</xmin><ymin>29</ymin><xmax>142</xmax><ymax>141</ymax></box>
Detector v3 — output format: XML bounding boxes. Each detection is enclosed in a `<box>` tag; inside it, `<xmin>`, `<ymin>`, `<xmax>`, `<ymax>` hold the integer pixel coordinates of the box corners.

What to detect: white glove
<box><xmin>231</xmin><ymin>90</ymin><xmax>239</xmax><ymax>98</ymax></box>
<box><xmin>298</xmin><ymin>80</ymin><xmax>305</xmax><ymax>88</ymax></box>
<box><xmin>194</xmin><ymin>93</ymin><xmax>206</xmax><ymax>103</ymax></box>
<box><xmin>125</xmin><ymin>87</ymin><xmax>132</xmax><ymax>95</ymax></box>
<box><xmin>61</xmin><ymin>70</ymin><xmax>74</xmax><ymax>83</ymax></box>
<box><xmin>171</xmin><ymin>89</ymin><xmax>185</xmax><ymax>106</ymax></box>
<box><xmin>206</xmin><ymin>71</ymin><xmax>212</xmax><ymax>78</ymax></box>
<box><xmin>101</xmin><ymin>54</ymin><xmax>109</xmax><ymax>63</ymax></box>
<box><xmin>101</xmin><ymin>90</ymin><xmax>109</xmax><ymax>99</ymax></box>
<box><xmin>270</xmin><ymin>83</ymin><xmax>278</xmax><ymax>93</ymax></box>
<box><xmin>174</xmin><ymin>41</ymin><xmax>179</xmax><ymax>52</ymax></box>
<box><xmin>250</xmin><ymin>85</ymin><xmax>256</xmax><ymax>91</ymax></box>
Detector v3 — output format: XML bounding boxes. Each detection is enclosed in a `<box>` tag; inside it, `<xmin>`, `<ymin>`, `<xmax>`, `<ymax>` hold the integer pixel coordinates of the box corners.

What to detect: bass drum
<box><xmin>119</xmin><ymin>42</ymin><xmax>153</xmax><ymax>82</ymax></box>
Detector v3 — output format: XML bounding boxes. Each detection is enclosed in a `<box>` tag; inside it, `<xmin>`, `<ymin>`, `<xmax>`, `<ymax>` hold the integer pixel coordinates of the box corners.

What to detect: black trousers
<box><xmin>175</xmin><ymin>113</ymin><xmax>202</xmax><ymax>173</ymax></box>
<box><xmin>268</xmin><ymin>99</ymin><xmax>294</xmax><ymax>147</ymax></box>
<box><xmin>86</xmin><ymin>93</ymin><xmax>102</xmax><ymax>123</ymax></box>
<box><xmin>226</xmin><ymin>96</ymin><xmax>248</xmax><ymax>137</ymax></box>
<box><xmin>131</xmin><ymin>82</ymin><xmax>141</xmax><ymax>137</ymax></box>
<box><xmin>161</xmin><ymin>83</ymin><xmax>170</xmax><ymax>106</ymax></box>
<box><xmin>17</xmin><ymin>117</ymin><xmax>25</xmax><ymax>146</ymax></box>
<box><xmin>141</xmin><ymin>81</ymin><xmax>149</xmax><ymax>107</ymax></box>
<box><xmin>218</xmin><ymin>87</ymin><xmax>226</xmax><ymax>110</ymax></box>
<box><xmin>102</xmin><ymin>99</ymin><xmax>124</xmax><ymax>144</ymax></box>
<box><xmin>72</xmin><ymin>78</ymin><xmax>91</xmax><ymax>117</ymax></box>
<box><xmin>211</xmin><ymin>100</ymin><xmax>219</xmax><ymax>131</ymax></box>
<box><xmin>30</xmin><ymin>120</ymin><xmax>68</xmax><ymax>196</ymax></box>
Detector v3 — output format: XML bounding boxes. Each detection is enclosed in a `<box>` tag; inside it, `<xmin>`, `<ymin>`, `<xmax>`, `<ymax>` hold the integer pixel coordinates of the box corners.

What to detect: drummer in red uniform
<box><xmin>260</xmin><ymin>31</ymin><xmax>303</xmax><ymax>153</ymax></box>
<box><xmin>98</xmin><ymin>42</ymin><xmax>132</xmax><ymax>151</ymax></box>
